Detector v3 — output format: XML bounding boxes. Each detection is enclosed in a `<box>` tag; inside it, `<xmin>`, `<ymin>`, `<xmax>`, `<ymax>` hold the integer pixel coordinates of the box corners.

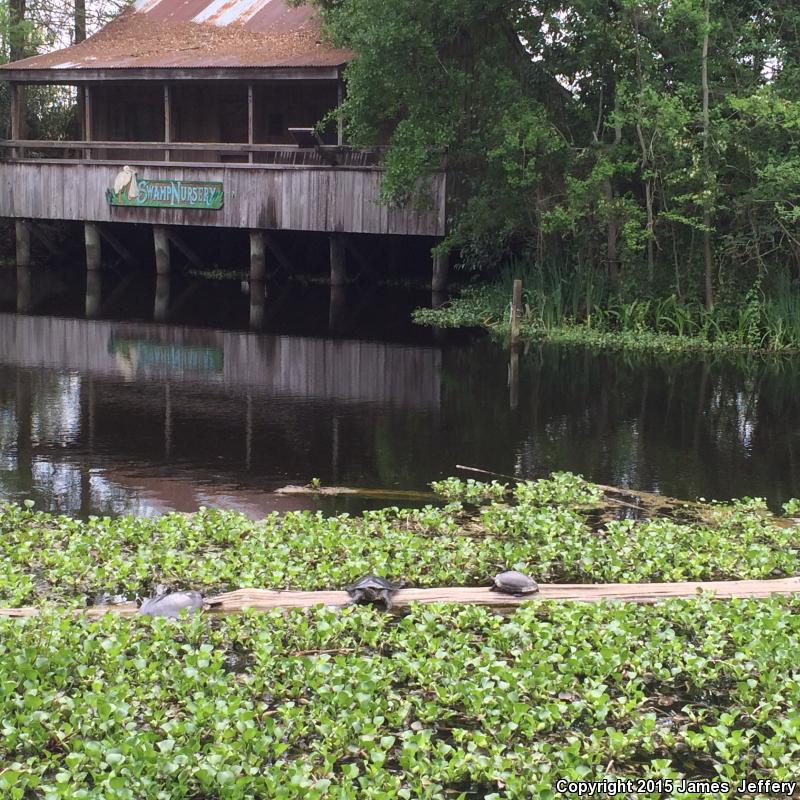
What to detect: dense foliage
<box><xmin>2</xmin><ymin>474</ymin><xmax>800</xmax><ymax>605</ymax></box>
<box><xmin>3</xmin><ymin>599</ymin><xmax>800</xmax><ymax>798</ymax></box>
<box><xmin>316</xmin><ymin>0</ymin><xmax>800</xmax><ymax>318</ymax></box>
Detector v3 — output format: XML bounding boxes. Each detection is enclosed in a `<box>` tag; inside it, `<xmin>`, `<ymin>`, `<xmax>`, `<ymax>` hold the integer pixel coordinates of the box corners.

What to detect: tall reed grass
<box><xmin>479</xmin><ymin>262</ymin><xmax>800</xmax><ymax>351</ymax></box>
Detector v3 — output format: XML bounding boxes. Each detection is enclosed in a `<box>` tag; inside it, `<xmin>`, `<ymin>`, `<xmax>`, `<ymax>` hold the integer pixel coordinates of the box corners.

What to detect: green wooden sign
<box><xmin>106</xmin><ymin>174</ymin><xmax>224</xmax><ymax>210</ymax></box>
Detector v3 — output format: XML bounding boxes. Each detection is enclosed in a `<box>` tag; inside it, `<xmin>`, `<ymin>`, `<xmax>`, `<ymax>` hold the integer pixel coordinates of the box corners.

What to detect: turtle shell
<box><xmin>493</xmin><ymin>570</ymin><xmax>539</xmax><ymax>595</ymax></box>
<box><xmin>349</xmin><ymin>574</ymin><xmax>396</xmax><ymax>592</ymax></box>
<box><xmin>139</xmin><ymin>590</ymin><xmax>204</xmax><ymax>618</ymax></box>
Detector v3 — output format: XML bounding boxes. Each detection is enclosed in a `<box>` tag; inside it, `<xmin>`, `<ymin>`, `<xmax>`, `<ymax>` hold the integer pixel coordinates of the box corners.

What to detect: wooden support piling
<box><xmin>249</xmin><ymin>230</ymin><xmax>266</xmax><ymax>282</ymax></box>
<box><xmin>249</xmin><ymin>281</ymin><xmax>265</xmax><ymax>330</ymax></box>
<box><xmin>432</xmin><ymin>250</ymin><xmax>449</xmax><ymax>292</ymax></box>
<box><xmin>15</xmin><ymin>221</ymin><xmax>30</xmax><ymax>269</ymax></box>
<box><xmin>154</xmin><ymin>274</ymin><xmax>170</xmax><ymax>322</ymax></box>
<box><xmin>84</xmin><ymin>222</ymin><xmax>101</xmax><ymax>271</ymax></box>
<box><xmin>510</xmin><ymin>279</ymin><xmax>522</xmax><ymax>344</ymax></box>
<box><xmin>16</xmin><ymin>267</ymin><xmax>31</xmax><ymax>314</ymax></box>
<box><xmin>329</xmin><ymin>285</ymin><xmax>346</xmax><ymax>331</ymax></box>
<box><xmin>330</xmin><ymin>234</ymin><xmax>347</xmax><ymax>286</ymax></box>
<box><xmin>153</xmin><ymin>226</ymin><xmax>171</xmax><ymax>275</ymax></box>
<box><xmin>3</xmin><ymin>577</ymin><xmax>800</xmax><ymax>619</ymax></box>
<box><xmin>85</xmin><ymin>270</ymin><xmax>102</xmax><ymax>318</ymax></box>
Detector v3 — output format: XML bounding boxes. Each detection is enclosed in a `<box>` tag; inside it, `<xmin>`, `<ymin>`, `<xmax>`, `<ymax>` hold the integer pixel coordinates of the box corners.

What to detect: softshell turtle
<box><xmin>491</xmin><ymin>570</ymin><xmax>539</xmax><ymax>596</ymax></box>
<box><xmin>138</xmin><ymin>588</ymin><xmax>204</xmax><ymax>618</ymax></box>
<box><xmin>347</xmin><ymin>575</ymin><xmax>399</xmax><ymax>609</ymax></box>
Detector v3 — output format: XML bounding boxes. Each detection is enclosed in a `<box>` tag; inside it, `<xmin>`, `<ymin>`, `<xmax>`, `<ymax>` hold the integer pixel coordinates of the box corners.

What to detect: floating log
<box><xmin>2</xmin><ymin>577</ymin><xmax>800</xmax><ymax>619</ymax></box>
<box><xmin>274</xmin><ymin>485</ymin><xmax>438</xmax><ymax>501</ymax></box>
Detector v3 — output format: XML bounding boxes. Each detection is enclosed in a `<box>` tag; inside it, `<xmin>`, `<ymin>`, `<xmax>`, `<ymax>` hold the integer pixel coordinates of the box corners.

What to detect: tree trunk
<box><xmin>605</xmin><ymin>178</ymin><xmax>619</xmax><ymax>284</ymax></box>
<box><xmin>604</xmin><ymin>105</ymin><xmax>623</xmax><ymax>284</ymax></box>
<box><xmin>75</xmin><ymin>0</ymin><xmax>86</xmax><ymax>43</ymax></box>
<box><xmin>701</xmin><ymin>0</ymin><xmax>714</xmax><ymax>310</ymax></box>
<box><xmin>9</xmin><ymin>0</ymin><xmax>27</xmax><ymax>62</ymax></box>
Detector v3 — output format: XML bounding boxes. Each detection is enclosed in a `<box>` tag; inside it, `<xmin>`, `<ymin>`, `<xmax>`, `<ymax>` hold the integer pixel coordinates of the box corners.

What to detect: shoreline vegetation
<box><xmin>3</xmin><ymin>474</ymin><xmax>800</xmax><ymax>796</ymax></box>
<box><xmin>413</xmin><ymin>267</ymin><xmax>800</xmax><ymax>357</ymax></box>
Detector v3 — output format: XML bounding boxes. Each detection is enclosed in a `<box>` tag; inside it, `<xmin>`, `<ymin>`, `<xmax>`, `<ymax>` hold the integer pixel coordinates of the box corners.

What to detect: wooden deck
<box><xmin>2</xmin><ymin>578</ymin><xmax>799</xmax><ymax>618</ymax></box>
<box><xmin>0</xmin><ymin>158</ymin><xmax>447</xmax><ymax>237</ymax></box>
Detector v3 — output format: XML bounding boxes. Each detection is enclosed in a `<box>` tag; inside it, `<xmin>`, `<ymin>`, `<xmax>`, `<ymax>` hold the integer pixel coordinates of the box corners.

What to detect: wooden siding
<box><xmin>0</xmin><ymin>160</ymin><xmax>447</xmax><ymax>236</ymax></box>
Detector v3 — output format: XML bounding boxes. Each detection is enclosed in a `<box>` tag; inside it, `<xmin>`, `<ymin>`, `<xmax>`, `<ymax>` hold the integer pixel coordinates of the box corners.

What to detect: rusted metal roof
<box><xmin>0</xmin><ymin>0</ymin><xmax>351</xmax><ymax>72</ymax></box>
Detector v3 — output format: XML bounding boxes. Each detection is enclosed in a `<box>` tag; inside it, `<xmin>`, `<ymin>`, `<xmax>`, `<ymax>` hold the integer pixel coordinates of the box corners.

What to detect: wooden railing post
<box><xmin>163</xmin><ymin>84</ymin><xmax>171</xmax><ymax>162</ymax></box>
<box><xmin>336</xmin><ymin>78</ymin><xmax>344</xmax><ymax>146</ymax></box>
<box><xmin>247</xmin><ymin>84</ymin><xmax>255</xmax><ymax>164</ymax></box>
<box><xmin>84</xmin><ymin>84</ymin><xmax>93</xmax><ymax>160</ymax></box>
<box><xmin>10</xmin><ymin>83</ymin><xmax>25</xmax><ymax>159</ymax></box>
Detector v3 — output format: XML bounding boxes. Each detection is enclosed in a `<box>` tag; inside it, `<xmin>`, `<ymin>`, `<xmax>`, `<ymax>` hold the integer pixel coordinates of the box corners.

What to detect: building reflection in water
<box><xmin>0</xmin><ymin>312</ymin><xmax>444</xmax><ymax>518</ymax></box>
<box><xmin>249</xmin><ymin>280</ymin><xmax>265</xmax><ymax>330</ymax></box>
<box><xmin>154</xmin><ymin>274</ymin><xmax>170</xmax><ymax>322</ymax></box>
<box><xmin>85</xmin><ymin>270</ymin><xmax>102</xmax><ymax>318</ymax></box>
<box><xmin>329</xmin><ymin>285</ymin><xmax>346</xmax><ymax>332</ymax></box>
<box><xmin>3</xmin><ymin>302</ymin><xmax>800</xmax><ymax>516</ymax></box>
<box><xmin>16</xmin><ymin>267</ymin><xmax>32</xmax><ymax>314</ymax></box>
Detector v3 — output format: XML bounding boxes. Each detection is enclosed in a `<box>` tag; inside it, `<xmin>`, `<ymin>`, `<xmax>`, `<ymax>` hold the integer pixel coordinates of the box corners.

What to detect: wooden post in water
<box><xmin>16</xmin><ymin>267</ymin><xmax>31</xmax><ymax>314</ymax></box>
<box><xmin>330</xmin><ymin>235</ymin><xmax>346</xmax><ymax>286</ymax></box>
<box><xmin>153</xmin><ymin>226</ymin><xmax>171</xmax><ymax>275</ymax></box>
<box><xmin>509</xmin><ymin>346</ymin><xmax>520</xmax><ymax>411</ymax></box>
<box><xmin>249</xmin><ymin>230</ymin><xmax>266</xmax><ymax>282</ymax></box>
<box><xmin>510</xmin><ymin>279</ymin><xmax>522</xmax><ymax>344</ymax></box>
<box><xmin>15</xmin><ymin>221</ymin><xmax>30</xmax><ymax>269</ymax></box>
<box><xmin>249</xmin><ymin>281</ymin><xmax>265</xmax><ymax>330</ymax></box>
<box><xmin>84</xmin><ymin>222</ymin><xmax>101</xmax><ymax>271</ymax></box>
<box><xmin>432</xmin><ymin>250</ymin><xmax>449</xmax><ymax>292</ymax></box>
<box><xmin>85</xmin><ymin>270</ymin><xmax>102</xmax><ymax>318</ymax></box>
<box><xmin>154</xmin><ymin>274</ymin><xmax>170</xmax><ymax>322</ymax></box>
<box><xmin>329</xmin><ymin>284</ymin><xmax>346</xmax><ymax>331</ymax></box>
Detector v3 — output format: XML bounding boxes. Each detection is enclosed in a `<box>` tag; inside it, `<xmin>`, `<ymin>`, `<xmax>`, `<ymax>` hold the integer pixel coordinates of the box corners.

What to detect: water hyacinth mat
<box><xmin>2</xmin><ymin>598</ymin><xmax>800</xmax><ymax>799</ymax></box>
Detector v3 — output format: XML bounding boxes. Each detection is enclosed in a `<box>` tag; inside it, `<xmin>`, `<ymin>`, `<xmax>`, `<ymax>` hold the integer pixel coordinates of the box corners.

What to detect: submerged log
<box><xmin>2</xmin><ymin>577</ymin><xmax>800</xmax><ymax>619</ymax></box>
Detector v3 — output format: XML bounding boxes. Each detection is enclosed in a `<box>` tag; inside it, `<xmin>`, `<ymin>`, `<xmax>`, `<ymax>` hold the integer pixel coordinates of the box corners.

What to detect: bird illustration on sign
<box><xmin>112</xmin><ymin>165</ymin><xmax>139</xmax><ymax>200</ymax></box>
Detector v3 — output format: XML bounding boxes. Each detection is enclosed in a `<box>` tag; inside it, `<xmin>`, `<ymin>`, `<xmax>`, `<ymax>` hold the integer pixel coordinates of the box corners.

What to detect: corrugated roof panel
<box><xmin>0</xmin><ymin>0</ymin><xmax>351</xmax><ymax>72</ymax></box>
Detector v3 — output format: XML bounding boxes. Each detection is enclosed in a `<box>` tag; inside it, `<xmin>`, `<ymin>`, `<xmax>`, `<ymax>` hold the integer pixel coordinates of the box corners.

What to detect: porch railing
<box><xmin>0</xmin><ymin>139</ymin><xmax>387</xmax><ymax>168</ymax></box>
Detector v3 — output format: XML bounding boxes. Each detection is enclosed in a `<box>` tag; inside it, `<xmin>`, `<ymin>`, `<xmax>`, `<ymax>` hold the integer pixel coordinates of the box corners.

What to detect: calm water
<box><xmin>2</xmin><ymin>264</ymin><xmax>800</xmax><ymax>516</ymax></box>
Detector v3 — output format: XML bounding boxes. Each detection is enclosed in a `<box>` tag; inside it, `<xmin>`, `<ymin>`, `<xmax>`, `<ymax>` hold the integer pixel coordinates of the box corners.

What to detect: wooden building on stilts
<box><xmin>0</xmin><ymin>0</ymin><xmax>449</xmax><ymax>294</ymax></box>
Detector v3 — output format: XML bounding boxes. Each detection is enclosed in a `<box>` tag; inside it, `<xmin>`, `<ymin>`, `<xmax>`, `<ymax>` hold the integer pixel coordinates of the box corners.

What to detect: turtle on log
<box><xmin>138</xmin><ymin>588</ymin><xmax>204</xmax><ymax>618</ymax></box>
<box><xmin>347</xmin><ymin>575</ymin><xmax>399</xmax><ymax>610</ymax></box>
<box><xmin>491</xmin><ymin>570</ymin><xmax>539</xmax><ymax>597</ymax></box>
